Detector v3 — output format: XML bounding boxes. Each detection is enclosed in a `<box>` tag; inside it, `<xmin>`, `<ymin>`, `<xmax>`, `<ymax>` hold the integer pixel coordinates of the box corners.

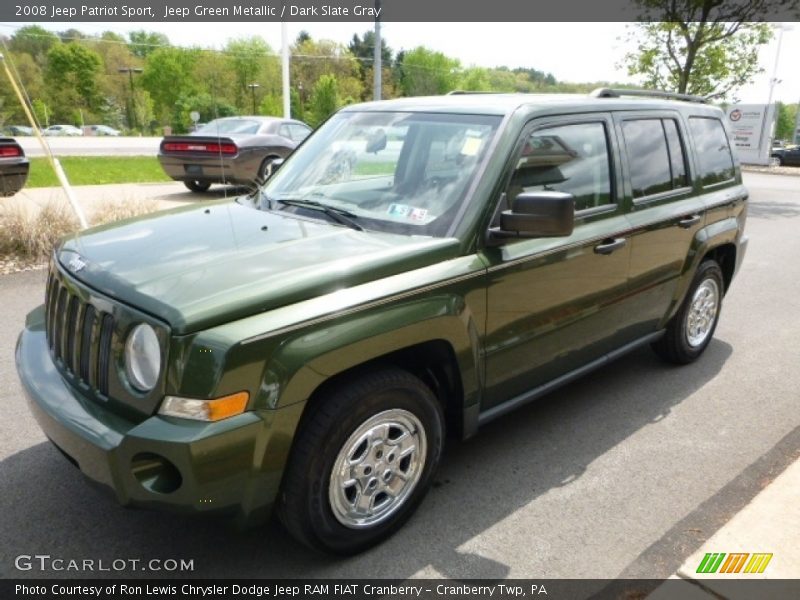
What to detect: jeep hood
<box><xmin>58</xmin><ymin>201</ymin><xmax>460</xmax><ymax>334</ymax></box>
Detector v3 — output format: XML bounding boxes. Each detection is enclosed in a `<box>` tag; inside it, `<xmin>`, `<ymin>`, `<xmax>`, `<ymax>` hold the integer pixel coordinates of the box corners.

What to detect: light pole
<box><xmin>118</xmin><ymin>67</ymin><xmax>143</xmax><ymax>131</ymax></box>
<box><xmin>247</xmin><ymin>83</ymin><xmax>260</xmax><ymax>115</ymax></box>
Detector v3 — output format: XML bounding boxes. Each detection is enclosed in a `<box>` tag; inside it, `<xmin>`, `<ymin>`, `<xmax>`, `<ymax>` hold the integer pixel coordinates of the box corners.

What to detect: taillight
<box><xmin>162</xmin><ymin>142</ymin><xmax>237</xmax><ymax>155</ymax></box>
<box><xmin>0</xmin><ymin>145</ymin><xmax>22</xmax><ymax>157</ymax></box>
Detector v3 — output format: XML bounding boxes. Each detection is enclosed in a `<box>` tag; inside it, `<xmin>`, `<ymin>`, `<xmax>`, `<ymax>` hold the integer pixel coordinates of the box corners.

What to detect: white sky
<box><xmin>3</xmin><ymin>21</ymin><xmax>799</xmax><ymax>104</ymax></box>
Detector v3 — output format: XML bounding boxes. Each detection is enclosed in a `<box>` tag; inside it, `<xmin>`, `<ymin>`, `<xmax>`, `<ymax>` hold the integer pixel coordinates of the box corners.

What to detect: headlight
<box><xmin>124</xmin><ymin>323</ymin><xmax>161</xmax><ymax>392</ymax></box>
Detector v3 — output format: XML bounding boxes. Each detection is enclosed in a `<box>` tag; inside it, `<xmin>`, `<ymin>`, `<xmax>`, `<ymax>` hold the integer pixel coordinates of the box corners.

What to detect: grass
<box><xmin>26</xmin><ymin>156</ymin><xmax>171</xmax><ymax>188</ymax></box>
<box><xmin>0</xmin><ymin>197</ymin><xmax>160</xmax><ymax>263</ymax></box>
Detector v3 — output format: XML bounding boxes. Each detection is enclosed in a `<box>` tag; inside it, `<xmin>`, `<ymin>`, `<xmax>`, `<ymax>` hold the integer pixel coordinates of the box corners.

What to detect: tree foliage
<box><xmin>622</xmin><ymin>1</ymin><xmax>785</xmax><ymax>99</ymax></box>
<box><xmin>398</xmin><ymin>47</ymin><xmax>461</xmax><ymax>96</ymax></box>
<box><xmin>309</xmin><ymin>75</ymin><xmax>340</xmax><ymax>127</ymax></box>
<box><xmin>46</xmin><ymin>43</ymin><xmax>103</xmax><ymax>118</ymax></box>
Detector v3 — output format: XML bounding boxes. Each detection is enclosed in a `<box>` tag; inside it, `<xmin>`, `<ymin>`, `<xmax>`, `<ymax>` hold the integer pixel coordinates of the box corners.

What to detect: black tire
<box><xmin>770</xmin><ymin>155</ymin><xmax>784</xmax><ymax>167</ymax></box>
<box><xmin>257</xmin><ymin>156</ymin><xmax>280</xmax><ymax>182</ymax></box>
<box><xmin>183</xmin><ymin>180</ymin><xmax>212</xmax><ymax>193</ymax></box>
<box><xmin>278</xmin><ymin>368</ymin><xmax>444</xmax><ymax>555</ymax></box>
<box><xmin>652</xmin><ymin>260</ymin><xmax>724</xmax><ymax>364</ymax></box>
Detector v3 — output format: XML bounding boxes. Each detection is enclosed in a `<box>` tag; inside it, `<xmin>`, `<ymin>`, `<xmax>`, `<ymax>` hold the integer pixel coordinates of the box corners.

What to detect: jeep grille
<box><xmin>45</xmin><ymin>270</ymin><xmax>115</xmax><ymax>397</ymax></box>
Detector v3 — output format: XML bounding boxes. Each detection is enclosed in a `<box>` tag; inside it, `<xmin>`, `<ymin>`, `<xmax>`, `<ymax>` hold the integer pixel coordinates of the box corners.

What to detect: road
<box><xmin>17</xmin><ymin>136</ymin><xmax>161</xmax><ymax>157</ymax></box>
<box><xmin>0</xmin><ymin>172</ymin><xmax>798</xmax><ymax>583</ymax></box>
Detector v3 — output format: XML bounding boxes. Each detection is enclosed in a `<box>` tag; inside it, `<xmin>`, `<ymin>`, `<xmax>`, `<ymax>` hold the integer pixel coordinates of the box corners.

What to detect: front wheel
<box><xmin>278</xmin><ymin>368</ymin><xmax>444</xmax><ymax>554</ymax></box>
<box><xmin>183</xmin><ymin>180</ymin><xmax>211</xmax><ymax>193</ymax></box>
<box><xmin>652</xmin><ymin>260</ymin><xmax>724</xmax><ymax>364</ymax></box>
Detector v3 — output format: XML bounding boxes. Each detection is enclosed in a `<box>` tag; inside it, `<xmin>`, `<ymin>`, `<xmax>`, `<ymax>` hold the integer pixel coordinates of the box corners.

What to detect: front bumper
<box><xmin>16</xmin><ymin>308</ymin><xmax>297</xmax><ymax>525</ymax></box>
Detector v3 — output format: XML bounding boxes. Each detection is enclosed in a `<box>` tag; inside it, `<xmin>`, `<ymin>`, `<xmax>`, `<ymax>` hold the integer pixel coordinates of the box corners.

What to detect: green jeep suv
<box><xmin>16</xmin><ymin>89</ymin><xmax>748</xmax><ymax>554</ymax></box>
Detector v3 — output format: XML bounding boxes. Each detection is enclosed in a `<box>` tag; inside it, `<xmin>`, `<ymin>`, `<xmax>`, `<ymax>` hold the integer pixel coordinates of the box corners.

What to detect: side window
<box><xmin>508</xmin><ymin>122</ymin><xmax>613</xmax><ymax>212</ymax></box>
<box><xmin>689</xmin><ymin>117</ymin><xmax>735</xmax><ymax>186</ymax></box>
<box><xmin>279</xmin><ymin>124</ymin><xmax>292</xmax><ymax>139</ymax></box>
<box><xmin>622</xmin><ymin>118</ymin><xmax>688</xmax><ymax>198</ymax></box>
<box><xmin>290</xmin><ymin>124</ymin><xmax>311</xmax><ymax>142</ymax></box>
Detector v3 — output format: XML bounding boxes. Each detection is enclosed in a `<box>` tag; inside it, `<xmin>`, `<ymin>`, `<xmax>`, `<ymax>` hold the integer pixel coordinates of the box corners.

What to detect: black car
<box><xmin>0</xmin><ymin>138</ymin><xmax>30</xmax><ymax>197</ymax></box>
<box><xmin>771</xmin><ymin>144</ymin><xmax>800</xmax><ymax>167</ymax></box>
<box><xmin>1</xmin><ymin>125</ymin><xmax>34</xmax><ymax>137</ymax></box>
<box><xmin>158</xmin><ymin>116</ymin><xmax>312</xmax><ymax>192</ymax></box>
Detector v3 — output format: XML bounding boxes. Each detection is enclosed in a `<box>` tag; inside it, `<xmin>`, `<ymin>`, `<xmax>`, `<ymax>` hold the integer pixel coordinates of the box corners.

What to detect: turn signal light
<box><xmin>158</xmin><ymin>391</ymin><xmax>249</xmax><ymax>422</ymax></box>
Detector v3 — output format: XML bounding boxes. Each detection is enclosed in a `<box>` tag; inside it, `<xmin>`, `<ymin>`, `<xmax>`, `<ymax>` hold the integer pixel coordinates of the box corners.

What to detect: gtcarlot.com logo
<box><xmin>696</xmin><ymin>552</ymin><xmax>773</xmax><ymax>574</ymax></box>
<box><xmin>14</xmin><ymin>554</ymin><xmax>195</xmax><ymax>572</ymax></box>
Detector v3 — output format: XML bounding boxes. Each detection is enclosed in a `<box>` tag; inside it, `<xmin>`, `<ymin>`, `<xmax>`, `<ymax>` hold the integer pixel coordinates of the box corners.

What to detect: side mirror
<box><xmin>365</xmin><ymin>129</ymin><xmax>387</xmax><ymax>154</ymax></box>
<box><xmin>492</xmin><ymin>191</ymin><xmax>575</xmax><ymax>239</ymax></box>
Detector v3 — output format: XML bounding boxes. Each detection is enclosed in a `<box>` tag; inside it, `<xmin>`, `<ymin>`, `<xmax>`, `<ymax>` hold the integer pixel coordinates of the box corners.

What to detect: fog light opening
<box><xmin>131</xmin><ymin>452</ymin><xmax>182</xmax><ymax>494</ymax></box>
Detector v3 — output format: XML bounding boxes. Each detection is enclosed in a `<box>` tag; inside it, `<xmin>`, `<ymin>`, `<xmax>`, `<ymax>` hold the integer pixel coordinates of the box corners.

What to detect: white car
<box><xmin>88</xmin><ymin>125</ymin><xmax>121</xmax><ymax>136</ymax></box>
<box><xmin>42</xmin><ymin>125</ymin><xmax>83</xmax><ymax>137</ymax></box>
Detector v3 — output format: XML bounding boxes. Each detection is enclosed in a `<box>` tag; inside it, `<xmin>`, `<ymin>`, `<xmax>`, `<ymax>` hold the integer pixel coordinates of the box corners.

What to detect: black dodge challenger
<box><xmin>158</xmin><ymin>116</ymin><xmax>312</xmax><ymax>192</ymax></box>
<box><xmin>0</xmin><ymin>137</ymin><xmax>30</xmax><ymax>197</ymax></box>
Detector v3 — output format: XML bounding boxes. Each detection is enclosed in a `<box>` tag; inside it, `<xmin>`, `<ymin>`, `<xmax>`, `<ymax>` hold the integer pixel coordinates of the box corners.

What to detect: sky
<box><xmin>2</xmin><ymin>21</ymin><xmax>799</xmax><ymax>105</ymax></box>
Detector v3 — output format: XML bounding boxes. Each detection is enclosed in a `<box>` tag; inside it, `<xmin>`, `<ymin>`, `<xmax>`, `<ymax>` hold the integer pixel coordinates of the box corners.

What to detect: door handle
<box><xmin>594</xmin><ymin>238</ymin><xmax>627</xmax><ymax>255</ymax></box>
<box><xmin>678</xmin><ymin>214</ymin><xmax>702</xmax><ymax>229</ymax></box>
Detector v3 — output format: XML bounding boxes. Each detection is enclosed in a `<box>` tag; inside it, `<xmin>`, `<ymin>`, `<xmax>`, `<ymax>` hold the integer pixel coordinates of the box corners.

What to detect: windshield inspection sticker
<box><xmin>388</xmin><ymin>203</ymin><xmax>412</xmax><ymax>217</ymax></box>
<box><xmin>461</xmin><ymin>137</ymin><xmax>483</xmax><ymax>156</ymax></box>
<box><xmin>410</xmin><ymin>208</ymin><xmax>428</xmax><ymax>221</ymax></box>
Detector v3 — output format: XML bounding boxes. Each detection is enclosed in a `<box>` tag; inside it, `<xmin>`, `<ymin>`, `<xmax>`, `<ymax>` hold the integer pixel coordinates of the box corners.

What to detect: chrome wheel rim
<box><xmin>329</xmin><ymin>409</ymin><xmax>427</xmax><ymax>529</ymax></box>
<box><xmin>686</xmin><ymin>278</ymin><xmax>720</xmax><ymax>348</ymax></box>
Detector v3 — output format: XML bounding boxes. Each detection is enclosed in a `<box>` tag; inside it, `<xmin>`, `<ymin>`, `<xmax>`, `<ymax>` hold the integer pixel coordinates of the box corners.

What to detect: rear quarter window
<box><xmin>688</xmin><ymin>117</ymin><xmax>735</xmax><ymax>186</ymax></box>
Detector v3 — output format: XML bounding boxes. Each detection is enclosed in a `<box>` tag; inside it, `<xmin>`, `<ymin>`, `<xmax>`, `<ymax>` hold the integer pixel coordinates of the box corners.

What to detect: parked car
<box><xmin>17</xmin><ymin>89</ymin><xmax>748</xmax><ymax>554</ymax></box>
<box><xmin>88</xmin><ymin>125</ymin><xmax>121</xmax><ymax>136</ymax></box>
<box><xmin>1</xmin><ymin>125</ymin><xmax>34</xmax><ymax>136</ymax></box>
<box><xmin>770</xmin><ymin>144</ymin><xmax>800</xmax><ymax>167</ymax></box>
<box><xmin>158</xmin><ymin>116</ymin><xmax>312</xmax><ymax>192</ymax></box>
<box><xmin>42</xmin><ymin>124</ymin><xmax>83</xmax><ymax>137</ymax></box>
<box><xmin>0</xmin><ymin>137</ymin><xmax>30</xmax><ymax>196</ymax></box>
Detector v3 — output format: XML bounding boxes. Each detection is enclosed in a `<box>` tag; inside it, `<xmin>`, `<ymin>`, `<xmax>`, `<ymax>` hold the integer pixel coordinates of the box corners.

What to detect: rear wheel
<box><xmin>770</xmin><ymin>155</ymin><xmax>784</xmax><ymax>167</ymax></box>
<box><xmin>652</xmin><ymin>260</ymin><xmax>724</xmax><ymax>364</ymax></box>
<box><xmin>278</xmin><ymin>368</ymin><xmax>444</xmax><ymax>555</ymax></box>
<box><xmin>184</xmin><ymin>180</ymin><xmax>211</xmax><ymax>193</ymax></box>
<box><xmin>257</xmin><ymin>156</ymin><xmax>280</xmax><ymax>183</ymax></box>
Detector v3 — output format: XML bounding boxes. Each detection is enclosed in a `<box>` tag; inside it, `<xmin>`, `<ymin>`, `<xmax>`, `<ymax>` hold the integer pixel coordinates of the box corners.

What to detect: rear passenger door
<box><xmin>614</xmin><ymin>111</ymin><xmax>705</xmax><ymax>337</ymax></box>
<box><xmin>482</xmin><ymin>115</ymin><xmax>635</xmax><ymax>409</ymax></box>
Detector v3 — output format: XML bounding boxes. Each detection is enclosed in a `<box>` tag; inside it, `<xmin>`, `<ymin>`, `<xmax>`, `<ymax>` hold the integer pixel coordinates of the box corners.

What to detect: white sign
<box><xmin>726</xmin><ymin>104</ymin><xmax>776</xmax><ymax>166</ymax></box>
<box><xmin>189</xmin><ymin>111</ymin><xmax>200</xmax><ymax>123</ymax></box>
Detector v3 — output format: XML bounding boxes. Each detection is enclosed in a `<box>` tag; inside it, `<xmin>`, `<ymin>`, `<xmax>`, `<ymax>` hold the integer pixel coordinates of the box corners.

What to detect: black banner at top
<box><xmin>1</xmin><ymin>0</ymin><xmax>799</xmax><ymax>22</ymax></box>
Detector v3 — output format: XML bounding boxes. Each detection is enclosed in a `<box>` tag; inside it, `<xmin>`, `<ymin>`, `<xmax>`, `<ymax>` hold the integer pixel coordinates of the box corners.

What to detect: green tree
<box><xmin>459</xmin><ymin>67</ymin><xmax>492</xmax><ymax>92</ymax></box>
<box><xmin>398</xmin><ymin>47</ymin><xmax>461</xmax><ymax>96</ymax></box>
<box><xmin>259</xmin><ymin>94</ymin><xmax>283</xmax><ymax>117</ymax></box>
<box><xmin>292</xmin><ymin>38</ymin><xmax>363</xmax><ymax>105</ymax></box>
<box><xmin>308</xmin><ymin>74</ymin><xmax>340</xmax><ymax>127</ymax></box>
<box><xmin>9</xmin><ymin>25</ymin><xmax>60</xmax><ymax>67</ymax></box>
<box><xmin>224</xmin><ymin>37</ymin><xmax>273</xmax><ymax>112</ymax></box>
<box><xmin>46</xmin><ymin>43</ymin><xmax>103</xmax><ymax>120</ymax></box>
<box><xmin>141</xmin><ymin>46</ymin><xmax>201</xmax><ymax>124</ymax></box>
<box><xmin>774</xmin><ymin>102</ymin><xmax>798</xmax><ymax>142</ymax></box>
<box><xmin>622</xmin><ymin>1</ymin><xmax>780</xmax><ymax>99</ymax></box>
<box><xmin>128</xmin><ymin>30</ymin><xmax>170</xmax><ymax>58</ymax></box>
<box><xmin>348</xmin><ymin>30</ymin><xmax>393</xmax><ymax>99</ymax></box>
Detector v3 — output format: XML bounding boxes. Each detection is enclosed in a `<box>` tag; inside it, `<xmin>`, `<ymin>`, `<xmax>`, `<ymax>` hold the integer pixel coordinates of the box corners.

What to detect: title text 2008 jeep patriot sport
<box><xmin>16</xmin><ymin>89</ymin><xmax>748</xmax><ymax>554</ymax></box>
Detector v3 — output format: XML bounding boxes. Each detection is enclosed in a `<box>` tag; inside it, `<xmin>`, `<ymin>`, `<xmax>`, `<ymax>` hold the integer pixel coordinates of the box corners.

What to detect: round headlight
<box><xmin>125</xmin><ymin>323</ymin><xmax>161</xmax><ymax>392</ymax></box>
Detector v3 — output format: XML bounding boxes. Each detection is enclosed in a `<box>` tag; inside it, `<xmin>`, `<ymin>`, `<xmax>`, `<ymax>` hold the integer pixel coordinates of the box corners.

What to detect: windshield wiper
<box><xmin>276</xmin><ymin>199</ymin><xmax>364</xmax><ymax>231</ymax></box>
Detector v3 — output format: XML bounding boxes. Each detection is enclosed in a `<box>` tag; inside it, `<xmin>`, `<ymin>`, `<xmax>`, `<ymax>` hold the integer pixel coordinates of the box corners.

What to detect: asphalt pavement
<box><xmin>0</xmin><ymin>172</ymin><xmax>798</xmax><ymax>586</ymax></box>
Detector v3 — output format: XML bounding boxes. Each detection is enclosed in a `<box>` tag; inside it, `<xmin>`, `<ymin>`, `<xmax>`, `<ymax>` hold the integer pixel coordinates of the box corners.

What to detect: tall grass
<box><xmin>0</xmin><ymin>198</ymin><xmax>160</xmax><ymax>263</ymax></box>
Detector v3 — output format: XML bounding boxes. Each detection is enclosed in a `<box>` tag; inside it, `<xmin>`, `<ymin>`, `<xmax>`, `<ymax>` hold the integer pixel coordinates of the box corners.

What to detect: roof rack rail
<box><xmin>589</xmin><ymin>87</ymin><xmax>708</xmax><ymax>104</ymax></box>
<box><xmin>446</xmin><ymin>90</ymin><xmax>503</xmax><ymax>95</ymax></box>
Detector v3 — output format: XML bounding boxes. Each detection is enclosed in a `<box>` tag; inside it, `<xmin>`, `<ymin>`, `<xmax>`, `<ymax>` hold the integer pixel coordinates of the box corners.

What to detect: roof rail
<box><xmin>589</xmin><ymin>87</ymin><xmax>708</xmax><ymax>104</ymax></box>
<box><xmin>446</xmin><ymin>90</ymin><xmax>503</xmax><ymax>95</ymax></box>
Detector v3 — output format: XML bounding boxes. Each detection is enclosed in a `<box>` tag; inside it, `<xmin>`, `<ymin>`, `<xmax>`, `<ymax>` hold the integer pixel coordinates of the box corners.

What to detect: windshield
<box><xmin>259</xmin><ymin>111</ymin><xmax>502</xmax><ymax>237</ymax></box>
<box><xmin>197</xmin><ymin>118</ymin><xmax>263</xmax><ymax>135</ymax></box>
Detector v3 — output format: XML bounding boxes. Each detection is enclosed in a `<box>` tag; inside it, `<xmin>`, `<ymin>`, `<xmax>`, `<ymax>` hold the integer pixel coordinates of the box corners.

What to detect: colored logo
<box><xmin>696</xmin><ymin>552</ymin><xmax>773</xmax><ymax>574</ymax></box>
<box><xmin>729</xmin><ymin>109</ymin><xmax>743</xmax><ymax>122</ymax></box>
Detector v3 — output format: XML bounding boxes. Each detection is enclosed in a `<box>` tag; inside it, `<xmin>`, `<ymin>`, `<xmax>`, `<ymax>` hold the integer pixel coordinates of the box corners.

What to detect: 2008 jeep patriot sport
<box><xmin>16</xmin><ymin>89</ymin><xmax>748</xmax><ymax>554</ymax></box>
